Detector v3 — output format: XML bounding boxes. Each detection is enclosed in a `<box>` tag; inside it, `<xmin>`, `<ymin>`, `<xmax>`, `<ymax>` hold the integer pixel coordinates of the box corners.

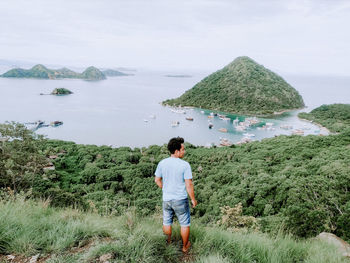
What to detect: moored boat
<box><xmin>218</xmin><ymin>128</ymin><xmax>228</xmax><ymax>133</ymax></box>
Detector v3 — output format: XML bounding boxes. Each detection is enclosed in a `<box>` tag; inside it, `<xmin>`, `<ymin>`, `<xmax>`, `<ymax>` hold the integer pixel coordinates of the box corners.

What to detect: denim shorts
<box><xmin>163</xmin><ymin>198</ymin><xmax>190</xmax><ymax>227</ymax></box>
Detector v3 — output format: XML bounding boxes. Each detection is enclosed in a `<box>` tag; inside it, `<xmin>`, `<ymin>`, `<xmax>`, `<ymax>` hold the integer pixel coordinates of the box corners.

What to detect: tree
<box><xmin>0</xmin><ymin>122</ymin><xmax>47</xmax><ymax>193</ymax></box>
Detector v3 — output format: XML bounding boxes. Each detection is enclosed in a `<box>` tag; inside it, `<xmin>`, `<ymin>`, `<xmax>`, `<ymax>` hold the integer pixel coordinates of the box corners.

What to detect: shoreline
<box><xmin>298</xmin><ymin>117</ymin><xmax>333</xmax><ymax>135</ymax></box>
<box><xmin>164</xmin><ymin>104</ymin><xmax>305</xmax><ymax>118</ymax></box>
<box><xmin>272</xmin><ymin>107</ymin><xmax>305</xmax><ymax>116</ymax></box>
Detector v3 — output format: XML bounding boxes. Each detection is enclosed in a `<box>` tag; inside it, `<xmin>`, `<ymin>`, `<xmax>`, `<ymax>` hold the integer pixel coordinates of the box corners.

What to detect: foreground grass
<box><xmin>0</xmin><ymin>199</ymin><xmax>348</xmax><ymax>263</ymax></box>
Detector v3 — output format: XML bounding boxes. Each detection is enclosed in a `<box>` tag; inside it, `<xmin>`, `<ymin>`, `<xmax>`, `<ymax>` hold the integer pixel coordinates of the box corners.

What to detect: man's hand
<box><xmin>191</xmin><ymin>199</ymin><xmax>197</xmax><ymax>208</ymax></box>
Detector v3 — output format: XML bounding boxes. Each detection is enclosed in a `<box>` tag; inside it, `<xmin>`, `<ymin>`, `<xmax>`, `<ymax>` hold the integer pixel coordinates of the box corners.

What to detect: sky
<box><xmin>0</xmin><ymin>0</ymin><xmax>349</xmax><ymax>75</ymax></box>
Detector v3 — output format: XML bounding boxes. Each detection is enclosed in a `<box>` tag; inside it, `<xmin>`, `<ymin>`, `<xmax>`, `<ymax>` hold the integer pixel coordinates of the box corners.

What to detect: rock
<box><xmin>317</xmin><ymin>232</ymin><xmax>350</xmax><ymax>257</ymax></box>
<box><xmin>99</xmin><ymin>253</ymin><xmax>113</xmax><ymax>262</ymax></box>
<box><xmin>6</xmin><ymin>255</ymin><xmax>15</xmax><ymax>260</ymax></box>
<box><xmin>29</xmin><ymin>254</ymin><xmax>40</xmax><ymax>263</ymax></box>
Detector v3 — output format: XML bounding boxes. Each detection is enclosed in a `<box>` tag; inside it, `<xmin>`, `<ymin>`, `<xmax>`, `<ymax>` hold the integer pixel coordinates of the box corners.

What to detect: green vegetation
<box><xmin>81</xmin><ymin>66</ymin><xmax>106</xmax><ymax>80</ymax></box>
<box><xmin>1</xmin><ymin>64</ymin><xmax>106</xmax><ymax>81</ymax></box>
<box><xmin>51</xmin><ymin>88</ymin><xmax>73</xmax><ymax>95</ymax></box>
<box><xmin>2</xmin><ymin>114</ymin><xmax>350</xmax><ymax>260</ymax></box>
<box><xmin>2</xmin><ymin>122</ymin><xmax>350</xmax><ymax>243</ymax></box>
<box><xmin>298</xmin><ymin>104</ymin><xmax>350</xmax><ymax>133</ymax></box>
<box><xmin>0</xmin><ymin>122</ymin><xmax>47</xmax><ymax>193</ymax></box>
<box><xmin>164</xmin><ymin>56</ymin><xmax>305</xmax><ymax>116</ymax></box>
<box><xmin>102</xmin><ymin>69</ymin><xmax>131</xmax><ymax>77</ymax></box>
<box><xmin>0</xmin><ymin>198</ymin><xmax>347</xmax><ymax>262</ymax></box>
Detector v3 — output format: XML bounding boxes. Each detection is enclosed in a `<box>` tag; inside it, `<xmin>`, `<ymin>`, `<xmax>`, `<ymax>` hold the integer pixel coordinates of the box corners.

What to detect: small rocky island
<box><xmin>51</xmin><ymin>88</ymin><xmax>73</xmax><ymax>95</ymax></box>
<box><xmin>1</xmin><ymin>64</ymin><xmax>106</xmax><ymax>80</ymax></box>
<box><xmin>163</xmin><ymin>56</ymin><xmax>305</xmax><ymax>116</ymax></box>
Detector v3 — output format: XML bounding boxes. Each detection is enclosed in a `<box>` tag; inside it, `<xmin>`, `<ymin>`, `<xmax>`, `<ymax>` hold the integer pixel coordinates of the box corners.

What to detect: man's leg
<box><xmin>163</xmin><ymin>201</ymin><xmax>174</xmax><ymax>244</ymax></box>
<box><xmin>181</xmin><ymin>226</ymin><xmax>191</xmax><ymax>252</ymax></box>
<box><xmin>163</xmin><ymin>225</ymin><xmax>172</xmax><ymax>243</ymax></box>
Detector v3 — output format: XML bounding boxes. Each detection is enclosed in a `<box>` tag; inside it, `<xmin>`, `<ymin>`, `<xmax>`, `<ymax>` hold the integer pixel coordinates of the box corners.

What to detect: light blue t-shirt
<box><xmin>155</xmin><ymin>157</ymin><xmax>192</xmax><ymax>201</ymax></box>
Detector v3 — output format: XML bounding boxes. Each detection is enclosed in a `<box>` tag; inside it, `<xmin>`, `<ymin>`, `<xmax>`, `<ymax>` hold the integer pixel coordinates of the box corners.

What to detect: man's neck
<box><xmin>171</xmin><ymin>154</ymin><xmax>179</xmax><ymax>158</ymax></box>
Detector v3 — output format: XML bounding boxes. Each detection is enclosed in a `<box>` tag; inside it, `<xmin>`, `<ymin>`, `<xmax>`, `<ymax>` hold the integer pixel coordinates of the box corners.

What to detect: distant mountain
<box><xmin>165</xmin><ymin>74</ymin><xmax>192</xmax><ymax>78</ymax></box>
<box><xmin>102</xmin><ymin>69</ymin><xmax>131</xmax><ymax>77</ymax></box>
<box><xmin>1</xmin><ymin>64</ymin><xmax>106</xmax><ymax>81</ymax></box>
<box><xmin>81</xmin><ymin>66</ymin><xmax>106</xmax><ymax>80</ymax></box>
<box><xmin>163</xmin><ymin>56</ymin><xmax>305</xmax><ymax>116</ymax></box>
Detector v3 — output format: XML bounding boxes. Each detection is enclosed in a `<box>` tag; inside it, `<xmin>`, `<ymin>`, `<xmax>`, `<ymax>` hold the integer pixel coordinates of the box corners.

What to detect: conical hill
<box><xmin>164</xmin><ymin>56</ymin><xmax>305</xmax><ymax>115</ymax></box>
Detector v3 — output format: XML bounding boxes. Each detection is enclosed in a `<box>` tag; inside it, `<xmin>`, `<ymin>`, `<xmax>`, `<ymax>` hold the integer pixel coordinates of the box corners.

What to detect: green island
<box><xmin>163</xmin><ymin>56</ymin><xmax>305</xmax><ymax>116</ymax></box>
<box><xmin>102</xmin><ymin>69</ymin><xmax>132</xmax><ymax>77</ymax></box>
<box><xmin>1</xmin><ymin>64</ymin><xmax>106</xmax><ymax>80</ymax></box>
<box><xmin>1</xmin><ymin>105</ymin><xmax>350</xmax><ymax>261</ymax></box>
<box><xmin>51</xmin><ymin>88</ymin><xmax>73</xmax><ymax>95</ymax></box>
<box><xmin>298</xmin><ymin>104</ymin><xmax>350</xmax><ymax>133</ymax></box>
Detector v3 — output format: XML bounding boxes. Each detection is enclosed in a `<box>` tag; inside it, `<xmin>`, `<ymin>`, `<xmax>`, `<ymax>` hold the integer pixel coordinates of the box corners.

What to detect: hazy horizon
<box><xmin>1</xmin><ymin>0</ymin><xmax>349</xmax><ymax>76</ymax></box>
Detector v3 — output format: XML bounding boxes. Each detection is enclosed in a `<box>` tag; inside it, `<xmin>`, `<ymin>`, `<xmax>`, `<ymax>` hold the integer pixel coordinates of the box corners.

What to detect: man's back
<box><xmin>155</xmin><ymin>157</ymin><xmax>192</xmax><ymax>201</ymax></box>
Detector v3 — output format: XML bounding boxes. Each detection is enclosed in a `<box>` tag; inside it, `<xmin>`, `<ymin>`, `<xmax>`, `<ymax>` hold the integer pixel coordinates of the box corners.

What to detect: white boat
<box><xmin>245</xmin><ymin>117</ymin><xmax>260</xmax><ymax>125</ymax></box>
<box><xmin>171</xmin><ymin>109</ymin><xmax>186</xmax><ymax>114</ymax></box>
<box><xmin>170</xmin><ymin>107</ymin><xmax>186</xmax><ymax>114</ymax></box>
<box><xmin>149</xmin><ymin>114</ymin><xmax>156</xmax><ymax>119</ymax></box>
<box><xmin>171</xmin><ymin>121</ymin><xmax>180</xmax><ymax>127</ymax></box>
<box><xmin>200</xmin><ymin>110</ymin><xmax>205</xmax><ymax>114</ymax></box>
<box><xmin>220</xmin><ymin>138</ymin><xmax>233</xmax><ymax>146</ymax></box>
<box><xmin>292</xmin><ymin>129</ymin><xmax>304</xmax><ymax>135</ymax></box>
<box><xmin>243</xmin><ymin>133</ymin><xmax>255</xmax><ymax>137</ymax></box>
<box><xmin>280</xmin><ymin>125</ymin><xmax>293</xmax><ymax>130</ymax></box>
<box><xmin>301</xmin><ymin>126</ymin><xmax>311</xmax><ymax>130</ymax></box>
<box><xmin>143</xmin><ymin>119</ymin><xmax>149</xmax><ymax>122</ymax></box>
<box><xmin>236</xmin><ymin>137</ymin><xmax>252</xmax><ymax>145</ymax></box>
<box><xmin>235</xmin><ymin>125</ymin><xmax>246</xmax><ymax>132</ymax></box>
<box><xmin>218</xmin><ymin>128</ymin><xmax>228</xmax><ymax>133</ymax></box>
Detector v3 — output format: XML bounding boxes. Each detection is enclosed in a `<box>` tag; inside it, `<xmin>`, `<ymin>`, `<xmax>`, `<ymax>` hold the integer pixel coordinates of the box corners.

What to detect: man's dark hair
<box><xmin>168</xmin><ymin>137</ymin><xmax>184</xmax><ymax>154</ymax></box>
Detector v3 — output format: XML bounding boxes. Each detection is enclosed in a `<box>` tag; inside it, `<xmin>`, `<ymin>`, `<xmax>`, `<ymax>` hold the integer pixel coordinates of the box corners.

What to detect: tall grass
<box><xmin>0</xmin><ymin>199</ymin><xmax>347</xmax><ymax>263</ymax></box>
<box><xmin>191</xmin><ymin>226</ymin><xmax>347</xmax><ymax>263</ymax></box>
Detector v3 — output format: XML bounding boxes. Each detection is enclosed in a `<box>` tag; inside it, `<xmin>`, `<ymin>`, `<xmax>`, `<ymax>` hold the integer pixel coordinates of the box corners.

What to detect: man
<box><xmin>154</xmin><ymin>137</ymin><xmax>197</xmax><ymax>253</ymax></box>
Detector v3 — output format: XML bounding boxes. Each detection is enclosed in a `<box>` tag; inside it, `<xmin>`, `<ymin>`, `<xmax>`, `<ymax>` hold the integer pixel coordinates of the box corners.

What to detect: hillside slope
<box><xmin>0</xmin><ymin>199</ymin><xmax>347</xmax><ymax>263</ymax></box>
<box><xmin>164</xmin><ymin>56</ymin><xmax>305</xmax><ymax>115</ymax></box>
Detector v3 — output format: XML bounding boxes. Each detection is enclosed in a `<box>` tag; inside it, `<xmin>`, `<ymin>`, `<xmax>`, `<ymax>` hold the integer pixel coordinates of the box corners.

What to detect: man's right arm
<box><xmin>155</xmin><ymin>176</ymin><xmax>162</xmax><ymax>189</ymax></box>
<box><xmin>185</xmin><ymin>179</ymin><xmax>197</xmax><ymax>208</ymax></box>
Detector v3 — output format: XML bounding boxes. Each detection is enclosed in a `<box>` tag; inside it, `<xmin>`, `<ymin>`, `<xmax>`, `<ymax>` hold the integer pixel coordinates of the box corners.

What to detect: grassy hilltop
<box><xmin>1</xmin><ymin>64</ymin><xmax>106</xmax><ymax>80</ymax></box>
<box><xmin>164</xmin><ymin>56</ymin><xmax>305</xmax><ymax>116</ymax></box>
<box><xmin>0</xmin><ymin>198</ymin><xmax>347</xmax><ymax>263</ymax></box>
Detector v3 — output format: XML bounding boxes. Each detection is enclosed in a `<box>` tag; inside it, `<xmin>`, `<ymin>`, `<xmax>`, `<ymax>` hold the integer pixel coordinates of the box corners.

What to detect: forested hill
<box><xmin>298</xmin><ymin>104</ymin><xmax>350</xmax><ymax>133</ymax></box>
<box><xmin>163</xmin><ymin>56</ymin><xmax>305</xmax><ymax>116</ymax></box>
<box><xmin>1</xmin><ymin>64</ymin><xmax>106</xmax><ymax>80</ymax></box>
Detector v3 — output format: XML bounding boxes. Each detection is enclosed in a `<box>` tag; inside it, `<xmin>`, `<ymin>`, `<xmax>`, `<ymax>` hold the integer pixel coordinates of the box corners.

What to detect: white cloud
<box><xmin>0</xmin><ymin>0</ymin><xmax>349</xmax><ymax>75</ymax></box>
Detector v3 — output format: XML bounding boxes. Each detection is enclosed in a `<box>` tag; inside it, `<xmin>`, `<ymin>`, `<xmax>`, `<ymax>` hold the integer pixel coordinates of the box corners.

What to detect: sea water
<box><xmin>0</xmin><ymin>70</ymin><xmax>349</xmax><ymax>147</ymax></box>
